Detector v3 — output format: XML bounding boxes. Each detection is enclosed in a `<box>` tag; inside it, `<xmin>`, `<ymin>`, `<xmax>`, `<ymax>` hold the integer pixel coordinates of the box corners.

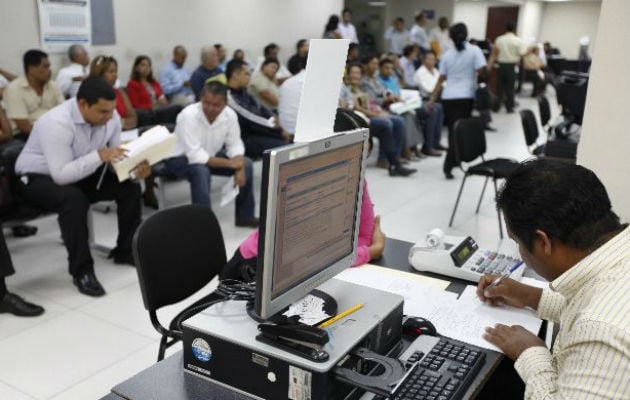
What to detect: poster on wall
<box><xmin>37</xmin><ymin>0</ymin><xmax>91</xmax><ymax>53</ymax></box>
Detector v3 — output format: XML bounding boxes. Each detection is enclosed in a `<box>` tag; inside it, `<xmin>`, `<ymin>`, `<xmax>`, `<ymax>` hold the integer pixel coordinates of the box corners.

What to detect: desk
<box><xmin>108</xmin><ymin>238</ymin><xmax>515</xmax><ymax>400</ymax></box>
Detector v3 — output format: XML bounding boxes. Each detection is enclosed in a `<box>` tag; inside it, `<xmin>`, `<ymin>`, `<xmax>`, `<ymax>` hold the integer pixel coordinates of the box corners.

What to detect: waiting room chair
<box><xmin>448</xmin><ymin>118</ymin><xmax>519</xmax><ymax>239</ymax></box>
<box><xmin>537</xmin><ymin>95</ymin><xmax>553</xmax><ymax>134</ymax></box>
<box><xmin>133</xmin><ymin>204</ymin><xmax>227</xmax><ymax>361</ymax></box>
<box><xmin>519</xmin><ymin>109</ymin><xmax>546</xmax><ymax>156</ymax></box>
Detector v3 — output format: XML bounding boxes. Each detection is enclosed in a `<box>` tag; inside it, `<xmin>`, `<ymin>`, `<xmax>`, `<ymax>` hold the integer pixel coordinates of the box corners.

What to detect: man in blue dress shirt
<box><xmin>160</xmin><ymin>45</ymin><xmax>194</xmax><ymax>107</ymax></box>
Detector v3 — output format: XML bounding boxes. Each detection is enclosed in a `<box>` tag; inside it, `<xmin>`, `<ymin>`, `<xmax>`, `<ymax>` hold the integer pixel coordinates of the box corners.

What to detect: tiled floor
<box><xmin>0</xmin><ymin>90</ymin><xmax>554</xmax><ymax>399</ymax></box>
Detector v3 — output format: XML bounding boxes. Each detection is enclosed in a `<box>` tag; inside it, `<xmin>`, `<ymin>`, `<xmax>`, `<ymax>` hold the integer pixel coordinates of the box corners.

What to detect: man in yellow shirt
<box><xmin>486</xmin><ymin>22</ymin><xmax>524</xmax><ymax>113</ymax></box>
<box><xmin>478</xmin><ymin>159</ymin><xmax>630</xmax><ymax>399</ymax></box>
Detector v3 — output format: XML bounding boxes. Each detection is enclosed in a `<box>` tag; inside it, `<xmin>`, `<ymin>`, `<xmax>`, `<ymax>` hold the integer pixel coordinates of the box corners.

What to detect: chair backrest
<box><xmin>133</xmin><ymin>205</ymin><xmax>227</xmax><ymax>312</ymax></box>
<box><xmin>537</xmin><ymin>95</ymin><xmax>551</xmax><ymax>127</ymax></box>
<box><xmin>519</xmin><ymin>109</ymin><xmax>540</xmax><ymax>148</ymax></box>
<box><xmin>452</xmin><ymin>118</ymin><xmax>486</xmax><ymax>165</ymax></box>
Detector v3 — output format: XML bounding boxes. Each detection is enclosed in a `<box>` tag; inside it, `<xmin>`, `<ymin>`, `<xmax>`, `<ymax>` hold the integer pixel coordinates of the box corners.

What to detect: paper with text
<box><xmin>113</xmin><ymin>125</ymin><xmax>176</xmax><ymax>182</ymax></box>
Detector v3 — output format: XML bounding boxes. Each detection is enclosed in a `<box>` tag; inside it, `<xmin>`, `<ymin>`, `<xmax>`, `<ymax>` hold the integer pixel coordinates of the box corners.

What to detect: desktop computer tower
<box><xmin>182</xmin><ymin>279</ymin><xmax>404</xmax><ymax>400</ymax></box>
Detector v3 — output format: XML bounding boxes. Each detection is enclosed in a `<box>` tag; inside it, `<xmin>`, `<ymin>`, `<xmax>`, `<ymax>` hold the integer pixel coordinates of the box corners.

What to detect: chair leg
<box><xmin>157</xmin><ymin>334</ymin><xmax>168</xmax><ymax>362</ymax></box>
<box><xmin>492</xmin><ymin>178</ymin><xmax>504</xmax><ymax>239</ymax></box>
<box><xmin>449</xmin><ymin>174</ymin><xmax>468</xmax><ymax>227</ymax></box>
<box><xmin>476</xmin><ymin>177</ymin><xmax>489</xmax><ymax>214</ymax></box>
<box><xmin>156</xmin><ymin>176</ymin><xmax>167</xmax><ymax>210</ymax></box>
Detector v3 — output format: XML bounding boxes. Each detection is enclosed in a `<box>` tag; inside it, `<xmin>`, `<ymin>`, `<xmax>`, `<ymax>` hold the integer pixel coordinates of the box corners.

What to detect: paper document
<box><xmin>220</xmin><ymin>178</ymin><xmax>239</xmax><ymax>207</ymax></box>
<box><xmin>335</xmin><ymin>264</ymin><xmax>451</xmax><ymax>291</ymax></box>
<box><xmin>293</xmin><ymin>39</ymin><xmax>350</xmax><ymax>142</ymax></box>
<box><xmin>112</xmin><ymin>125</ymin><xmax>177</xmax><ymax>182</ymax></box>
<box><xmin>120</xmin><ymin>128</ymin><xmax>139</xmax><ymax>143</ymax></box>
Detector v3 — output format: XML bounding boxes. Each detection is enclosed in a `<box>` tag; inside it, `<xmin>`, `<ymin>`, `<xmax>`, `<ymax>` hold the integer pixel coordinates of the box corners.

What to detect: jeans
<box><xmin>164</xmin><ymin>156</ymin><xmax>255</xmax><ymax>221</ymax></box>
<box><xmin>417</xmin><ymin>103</ymin><xmax>444</xmax><ymax>151</ymax></box>
<box><xmin>243</xmin><ymin>135</ymin><xmax>287</xmax><ymax>159</ymax></box>
<box><xmin>369</xmin><ymin>116</ymin><xmax>404</xmax><ymax>167</ymax></box>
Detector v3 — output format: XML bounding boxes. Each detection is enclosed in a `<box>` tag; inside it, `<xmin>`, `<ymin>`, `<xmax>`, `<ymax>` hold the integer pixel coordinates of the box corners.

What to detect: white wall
<box><xmin>0</xmin><ymin>0</ymin><xmax>343</xmax><ymax>84</ymax></box>
<box><xmin>578</xmin><ymin>0</ymin><xmax>629</xmax><ymax>221</ymax></box>
<box><xmin>385</xmin><ymin>0</ymin><xmax>455</xmax><ymax>31</ymax></box>
<box><xmin>518</xmin><ymin>1</ymin><xmax>543</xmax><ymax>44</ymax></box>
<box><xmin>538</xmin><ymin>1</ymin><xmax>601</xmax><ymax>58</ymax></box>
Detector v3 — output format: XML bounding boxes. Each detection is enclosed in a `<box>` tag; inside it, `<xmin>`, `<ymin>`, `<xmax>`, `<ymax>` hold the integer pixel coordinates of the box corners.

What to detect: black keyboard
<box><xmin>371</xmin><ymin>335</ymin><xmax>486</xmax><ymax>400</ymax></box>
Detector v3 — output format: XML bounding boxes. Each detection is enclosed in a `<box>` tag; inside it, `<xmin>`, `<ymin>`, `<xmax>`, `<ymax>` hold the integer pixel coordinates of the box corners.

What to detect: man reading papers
<box><xmin>15</xmin><ymin>77</ymin><xmax>151</xmax><ymax>297</ymax></box>
<box><xmin>477</xmin><ymin>159</ymin><xmax>630</xmax><ymax>399</ymax></box>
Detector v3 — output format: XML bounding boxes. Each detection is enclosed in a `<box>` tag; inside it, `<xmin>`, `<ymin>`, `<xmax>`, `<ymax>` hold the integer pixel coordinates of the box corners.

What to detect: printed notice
<box><xmin>38</xmin><ymin>0</ymin><xmax>92</xmax><ymax>53</ymax></box>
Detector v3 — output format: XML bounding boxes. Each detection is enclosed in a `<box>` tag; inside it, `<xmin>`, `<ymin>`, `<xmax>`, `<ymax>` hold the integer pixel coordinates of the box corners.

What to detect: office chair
<box><xmin>448</xmin><ymin>118</ymin><xmax>519</xmax><ymax>239</ymax></box>
<box><xmin>133</xmin><ymin>205</ymin><xmax>227</xmax><ymax>361</ymax></box>
<box><xmin>537</xmin><ymin>95</ymin><xmax>554</xmax><ymax>135</ymax></box>
<box><xmin>519</xmin><ymin>110</ymin><xmax>545</xmax><ymax>156</ymax></box>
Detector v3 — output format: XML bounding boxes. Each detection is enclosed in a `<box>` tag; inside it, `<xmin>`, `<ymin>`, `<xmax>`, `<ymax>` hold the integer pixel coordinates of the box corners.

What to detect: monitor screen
<box><xmin>255</xmin><ymin>129</ymin><xmax>368</xmax><ymax>320</ymax></box>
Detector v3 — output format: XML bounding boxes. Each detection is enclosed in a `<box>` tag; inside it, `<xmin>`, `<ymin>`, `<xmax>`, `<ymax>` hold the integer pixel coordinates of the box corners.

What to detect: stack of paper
<box><xmin>335</xmin><ymin>265</ymin><xmax>543</xmax><ymax>353</ymax></box>
<box><xmin>113</xmin><ymin>125</ymin><xmax>177</xmax><ymax>182</ymax></box>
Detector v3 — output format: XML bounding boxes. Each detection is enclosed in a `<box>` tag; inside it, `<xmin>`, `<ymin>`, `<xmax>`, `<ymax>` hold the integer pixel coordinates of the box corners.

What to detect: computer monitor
<box><xmin>254</xmin><ymin>129</ymin><xmax>369</xmax><ymax>320</ymax></box>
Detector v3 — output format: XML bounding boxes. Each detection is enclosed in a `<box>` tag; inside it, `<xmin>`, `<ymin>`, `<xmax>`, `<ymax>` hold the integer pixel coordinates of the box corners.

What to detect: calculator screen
<box><xmin>450</xmin><ymin>237</ymin><xmax>478</xmax><ymax>267</ymax></box>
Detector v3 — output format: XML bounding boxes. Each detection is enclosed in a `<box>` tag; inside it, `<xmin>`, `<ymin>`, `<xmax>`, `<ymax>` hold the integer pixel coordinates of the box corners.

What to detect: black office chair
<box><xmin>537</xmin><ymin>95</ymin><xmax>553</xmax><ymax>135</ymax></box>
<box><xmin>448</xmin><ymin>118</ymin><xmax>519</xmax><ymax>239</ymax></box>
<box><xmin>133</xmin><ymin>205</ymin><xmax>227</xmax><ymax>361</ymax></box>
<box><xmin>519</xmin><ymin>110</ymin><xmax>545</xmax><ymax>156</ymax></box>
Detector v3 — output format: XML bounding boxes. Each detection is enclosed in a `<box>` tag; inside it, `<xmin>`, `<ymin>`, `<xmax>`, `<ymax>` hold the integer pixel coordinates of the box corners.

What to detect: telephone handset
<box><xmin>408</xmin><ymin>229</ymin><xmax>523</xmax><ymax>283</ymax></box>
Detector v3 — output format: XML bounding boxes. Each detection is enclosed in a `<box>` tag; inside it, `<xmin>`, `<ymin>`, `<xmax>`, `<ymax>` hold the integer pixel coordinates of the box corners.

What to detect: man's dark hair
<box><xmin>77</xmin><ymin>77</ymin><xmax>116</xmax><ymax>105</ymax></box>
<box><xmin>360</xmin><ymin>54</ymin><xmax>378</xmax><ymax>65</ymax></box>
<box><xmin>261</xmin><ymin>58</ymin><xmax>279</xmax><ymax>69</ymax></box>
<box><xmin>506</xmin><ymin>22</ymin><xmax>516</xmax><ymax>32</ymax></box>
<box><xmin>296</xmin><ymin>39</ymin><xmax>308</xmax><ymax>51</ymax></box>
<box><xmin>402</xmin><ymin>45</ymin><xmax>416</xmax><ymax>57</ymax></box>
<box><xmin>23</xmin><ymin>49</ymin><xmax>48</xmax><ymax>73</ymax></box>
<box><xmin>345</xmin><ymin>61</ymin><xmax>364</xmax><ymax>75</ymax></box>
<box><xmin>342</xmin><ymin>8</ymin><xmax>352</xmax><ymax>16</ymax></box>
<box><xmin>225</xmin><ymin>59</ymin><xmax>247</xmax><ymax>80</ymax></box>
<box><xmin>497</xmin><ymin>159</ymin><xmax>622</xmax><ymax>251</ymax></box>
<box><xmin>423</xmin><ymin>50</ymin><xmax>436</xmax><ymax>57</ymax></box>
<box><xmin>348</xmin><ymin>43</ymin><xmax>359</xmax><ymax>52</ymax></box>
<box><xmin>415</xmin><ymin>12</ymin><xmax>425</xmax><ymax>23</ymax></box>
<box><xmin>200</xmin><ymin>81</ymin><xmax>228</xmax><ymax>100</ymax></box>
<box><xmin>379</xmin><ymin>58</ymin><xmax>394</xmax><ymax>68</ymax></box>
<box><xmin>263</xmin><ymin>43</ymin><xmax>279</xmax><ymax>57</ymax></box>
<box><xmin>395</xmin><ymin>17</ymin><xmax>404</xmax><ymax>24</ymax></box>
<box><xmin>213</xmin><ymin>43</ymin><xmax>223</xmax><ymax>50</ymax></box>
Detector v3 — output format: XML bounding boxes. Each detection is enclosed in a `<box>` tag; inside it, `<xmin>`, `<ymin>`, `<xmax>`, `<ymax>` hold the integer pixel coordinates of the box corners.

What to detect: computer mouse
<box><xmin>402</xmin><ymin>316</ymin><xmax>437</xmax><ymax>337</ymax></box>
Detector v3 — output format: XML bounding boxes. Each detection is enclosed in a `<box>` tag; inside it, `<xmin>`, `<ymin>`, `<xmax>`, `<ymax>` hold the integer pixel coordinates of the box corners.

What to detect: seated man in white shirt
<box><xmin>413</xmin><ymin>52</ymin><xmax>446</xmax><ymax>156</ymax></box>
<box><xmin>477</xmin><ymin>159</ymin><xmax>630</xmax><ymax>399</ymax></box>
<box><xmin>55</xmin><ymin>45</ymin><xmax>90</xmax><ymax>98</ymax></box>
<box><xmin>15</xmin><ymin>77</ymin><xmax>151</xmax><ymax>297</ymax></box>
<box><xmin>164</xmin><ymin>82</ymin><xmax>258</xmax><ymax>228</ymax></box>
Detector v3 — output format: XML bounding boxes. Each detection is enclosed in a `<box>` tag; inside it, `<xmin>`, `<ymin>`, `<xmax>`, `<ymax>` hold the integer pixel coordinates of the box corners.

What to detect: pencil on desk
<box><xmin>318</xmin><ymin>303</ymin><xmax>364</xmax><ymax>328</ymax></box>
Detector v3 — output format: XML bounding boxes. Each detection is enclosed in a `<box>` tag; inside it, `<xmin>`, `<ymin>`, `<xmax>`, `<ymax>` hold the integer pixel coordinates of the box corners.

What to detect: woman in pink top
<box><xmin>220</xmin><ymin>180</ymin><xmax>385</xmax><ymax>281</ymax></box>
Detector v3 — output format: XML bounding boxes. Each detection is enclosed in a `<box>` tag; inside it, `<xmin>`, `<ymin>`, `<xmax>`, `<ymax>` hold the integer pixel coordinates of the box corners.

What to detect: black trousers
<box><xmin>0</xmin><ymin>226</ymin><xmax>15</xmax><ymax>298</ymax></box>
<box><xmin>497</xmin><ymin>63</ymin><xmax>517</xmax><ymax>112</ymax></box>
<box><xmin>21</xmin><ymin>170</ymin><xmax>142</xmax><ymax>277</ymax></box>
<box><xmin>442</xmin><ymin>98</ymin><xmax>475</xmax><ymax>175</ymax></box>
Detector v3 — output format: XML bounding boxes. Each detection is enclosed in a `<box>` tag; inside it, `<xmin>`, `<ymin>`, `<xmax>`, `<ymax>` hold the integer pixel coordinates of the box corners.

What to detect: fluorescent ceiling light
<box><xmin>368</xmin><ymin>1</ymin><xmax>387</xmax><ymax>6</ymax></box>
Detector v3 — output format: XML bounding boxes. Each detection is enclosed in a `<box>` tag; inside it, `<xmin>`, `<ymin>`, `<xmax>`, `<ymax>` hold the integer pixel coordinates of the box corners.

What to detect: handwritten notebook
<box><xmin>112</xmin><ymin>125</ymin><xmax>177</xmax><ymax>182</ymax></box>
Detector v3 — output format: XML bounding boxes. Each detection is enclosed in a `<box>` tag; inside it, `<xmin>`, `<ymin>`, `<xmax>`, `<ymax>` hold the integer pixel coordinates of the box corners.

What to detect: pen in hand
<box><xmin>485</xmin><ymin>260</ymin><xmax>525</xmax><ymax>291</ymax></box>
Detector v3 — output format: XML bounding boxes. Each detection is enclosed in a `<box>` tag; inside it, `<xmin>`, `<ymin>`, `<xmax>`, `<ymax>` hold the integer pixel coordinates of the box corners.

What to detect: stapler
<box><xmin>257</xmin><ymin>323</ymin><xmax>330</xmax><ymax>362</ymax></box>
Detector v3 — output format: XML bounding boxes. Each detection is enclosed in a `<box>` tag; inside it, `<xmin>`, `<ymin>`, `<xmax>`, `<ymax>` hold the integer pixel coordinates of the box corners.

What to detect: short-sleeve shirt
<box><xmin>438</xmin><ymin>43</ymin><xmax>486</xmax><ymax>100</ymax></box>
<box><xmin>248</xmin><ymin>72</ymin><xmax>279</xmax><ymax>110</ymax></box>
<box><xmin>4</xmin><ymin>76</ymin><xmax>64</xmax><ymax>133</ymax></box>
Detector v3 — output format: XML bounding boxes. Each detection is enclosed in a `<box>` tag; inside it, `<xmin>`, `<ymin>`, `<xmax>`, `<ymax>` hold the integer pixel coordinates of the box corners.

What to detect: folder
<box><xmin>112</xmin><ymin>125</ymin><xmax>177</xmax><ymax>182</ymax></box>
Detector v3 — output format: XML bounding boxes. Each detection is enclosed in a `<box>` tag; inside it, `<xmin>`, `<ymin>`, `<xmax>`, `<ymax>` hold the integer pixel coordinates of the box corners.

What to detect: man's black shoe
<box><xmin>485</xmin><ymin>125</ymin><xmax>497</xmax><ymax>132</ymax></box>
<box><xmin>235</xmin><ymin>217</ymin><xmax>260</xmax><ymax>228</ymax></box>
<box><xmin>109</xmin><ymin>248</ymin><xmax>135</xmax><ymax>266</ymax></box>
<box><xmin>389</xmin><ymin>166</ymin><xmax>417</xmax><ymax>177</ymax></box>
<box><xmin>73</xmin><ymin>272</ymin><xmax>106</xmax><ymax>297</ymax></box>
<box><xmin>0</xmin><ymin>292</ymin><xmax>45</xmax><ymax>317</ymax></box>
<box><xmin>12</xmin><ymin>225</ymin><xmax>38</xmax><ymax>238</ymax></box>
<box><xmin>445</xmin><ymin>171</ymin><xmax>455</xmax><ymax>180</ymax></box>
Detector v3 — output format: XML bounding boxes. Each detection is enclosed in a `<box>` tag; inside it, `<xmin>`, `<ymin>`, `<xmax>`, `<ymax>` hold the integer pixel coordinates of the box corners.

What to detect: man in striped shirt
<box><xmin>477</xmin><ymin>159</ymin><xmax>630</xmax><ymax>399</ymax></box>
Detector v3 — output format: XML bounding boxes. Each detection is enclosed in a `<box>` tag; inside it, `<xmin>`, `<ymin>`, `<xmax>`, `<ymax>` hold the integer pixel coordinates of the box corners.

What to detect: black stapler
<box><xmin>257</xmin><ymin>323</ymin><xmax>330</xmax><ymax>362</ymax></box>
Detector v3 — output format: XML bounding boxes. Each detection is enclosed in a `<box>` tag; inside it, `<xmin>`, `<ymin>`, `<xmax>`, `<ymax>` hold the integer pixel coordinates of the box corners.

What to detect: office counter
<box><xmin>107</xmin><ymin>238</ymin><xmax>527</xmax><ymax>400</ymax></box>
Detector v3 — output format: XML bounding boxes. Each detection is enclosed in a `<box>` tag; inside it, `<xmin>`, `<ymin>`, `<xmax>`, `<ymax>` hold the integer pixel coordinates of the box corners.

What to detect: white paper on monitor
<box><xmin>220</xmin><ymin>178</ymin><xmax>239</xmax><ymax>207</ymax></box>
<box><xmin>113</xmin><ymin>125</ymin><xmax>177</xmax><ymax>182</ymax></box>
<box><xmin>283</xmin><ymin>294</ymin><xmax>331</xmax><ymax>326</ymax></box>
<box><xmin>293</xmin><ymin>39</ymin><xmax>350</xmax><ymax>143</ymax></box>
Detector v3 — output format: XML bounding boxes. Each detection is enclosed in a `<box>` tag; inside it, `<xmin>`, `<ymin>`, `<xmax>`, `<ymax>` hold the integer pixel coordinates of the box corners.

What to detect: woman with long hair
<box><xmin>323</xmin><ymin>15</ymin><xmax>342</xmax><ymax>39</ymax></box>
<box><xmin>426</xmin><ymin>23</ymin><xmax>486</xmax><ymax>179</ymax></box>
<box><xmin>89</xmin><ymin>55</ymin><xmax>137</xmax><ymax>130</ymax></box>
